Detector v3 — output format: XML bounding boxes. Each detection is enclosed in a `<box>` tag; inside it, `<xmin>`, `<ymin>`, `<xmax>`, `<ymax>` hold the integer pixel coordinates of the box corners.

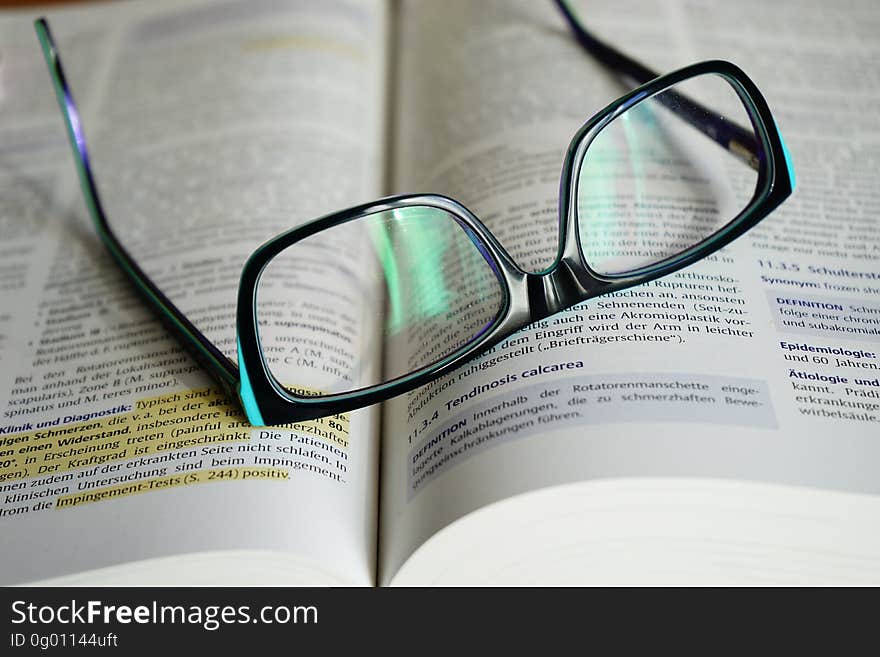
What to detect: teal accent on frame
<box><xmin>775</xmin><ymin>120</ymin><xmax>796</xmax><ymax>191</ymax></box>
<box><xmin>237</xmin><ymin>337</ymin><xmax>265</xmax><ymax>426</ymax></box>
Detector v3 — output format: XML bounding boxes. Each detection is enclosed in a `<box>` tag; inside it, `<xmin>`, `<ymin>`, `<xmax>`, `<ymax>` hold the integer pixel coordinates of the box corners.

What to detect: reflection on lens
<box><xmin>577</xmin><ymin>73</ymin><xmax>763</xmax><ymax>275</ymax></box>
<box><xmin>256</xmin><ymin>205</ymin><xmax>505</xmax><ymax>396</ymax></box>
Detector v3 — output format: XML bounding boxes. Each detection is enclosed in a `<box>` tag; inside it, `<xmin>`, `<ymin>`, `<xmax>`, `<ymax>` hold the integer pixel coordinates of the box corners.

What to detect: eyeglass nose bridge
<box><xmin>523</xmin><ymin>256</ymin><xmax>602</xmax><ymax>323</ymax></box>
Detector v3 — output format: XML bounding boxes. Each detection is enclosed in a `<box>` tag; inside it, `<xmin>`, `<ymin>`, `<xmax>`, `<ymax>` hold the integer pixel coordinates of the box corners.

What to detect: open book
<box><xmin>1</xmin><ymin>0</ymin><xmax>878</xmax><ymax>585</ymax></box>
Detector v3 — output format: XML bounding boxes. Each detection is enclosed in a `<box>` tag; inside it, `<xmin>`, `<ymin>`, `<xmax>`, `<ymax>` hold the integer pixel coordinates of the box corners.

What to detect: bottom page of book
<box><xmin>0</xmin><ymin>0</ymin><xmax>388</xmax><ymax>585</ymax></box>
<box><xmin>378</xmin><ymin>0</ymin><xmax>880</xmax><ymax>584</ymax></box>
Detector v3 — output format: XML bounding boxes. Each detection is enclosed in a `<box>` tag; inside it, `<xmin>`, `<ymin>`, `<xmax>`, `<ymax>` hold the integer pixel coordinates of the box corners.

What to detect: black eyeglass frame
<box><xmin>34</xmin><ymin>5</ymin><xmax>794</xmax><ymax>427</ymax></box>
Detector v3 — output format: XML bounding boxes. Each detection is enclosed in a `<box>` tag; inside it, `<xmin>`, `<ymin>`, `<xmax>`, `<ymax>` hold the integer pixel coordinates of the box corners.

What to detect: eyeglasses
<box><xmin>34</xmin><ymin>0</ymin><xmax>794</xmax><ymax>427</ymax></box>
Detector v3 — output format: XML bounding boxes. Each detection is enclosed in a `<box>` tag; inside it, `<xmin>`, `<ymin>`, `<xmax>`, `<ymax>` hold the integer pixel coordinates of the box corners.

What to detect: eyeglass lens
<box><xmin>577</xmin><ymin>73</ymin><xmax>763</xmax><ymax>275</ymax></box>
<box><xmin>255</xmin><ymin>206</ymin><xmax>506</xmax><ymax>396</ymax></box>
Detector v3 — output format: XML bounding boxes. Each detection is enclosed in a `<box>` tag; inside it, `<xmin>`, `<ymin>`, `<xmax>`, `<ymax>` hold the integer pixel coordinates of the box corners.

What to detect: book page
<box><xmin>0</xmin><ymin>0</ymin><xmax>387</xmax><ymax>585</ymax></box>
<box><xmin>380</xmin><ymin>0</ymin><xmax>880</xmax><ymax>582</ymax></box>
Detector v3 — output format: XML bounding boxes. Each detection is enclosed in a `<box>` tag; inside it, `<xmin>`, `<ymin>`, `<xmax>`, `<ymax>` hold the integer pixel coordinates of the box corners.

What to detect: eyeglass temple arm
<box><xmin>34</xmin><ymin>18</ymin><xmax>241</xmax><ymax>395</ymax></box>
<box><xmin>554</xmin><ymin>0</ymin><xmax>760</xmax><ymax>170</ymax></box>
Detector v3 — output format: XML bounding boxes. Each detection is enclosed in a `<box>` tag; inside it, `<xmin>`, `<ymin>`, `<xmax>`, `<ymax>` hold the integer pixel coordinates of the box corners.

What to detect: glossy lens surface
<box><xmin>256</xmin><ymin>205</ymin><xmax>505</xmax><ymax>396</ymax></box>
<box><xmin>577</xmin><ymin>73</ymin><xmax>763</xmax><ymax>275</ymax></box>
